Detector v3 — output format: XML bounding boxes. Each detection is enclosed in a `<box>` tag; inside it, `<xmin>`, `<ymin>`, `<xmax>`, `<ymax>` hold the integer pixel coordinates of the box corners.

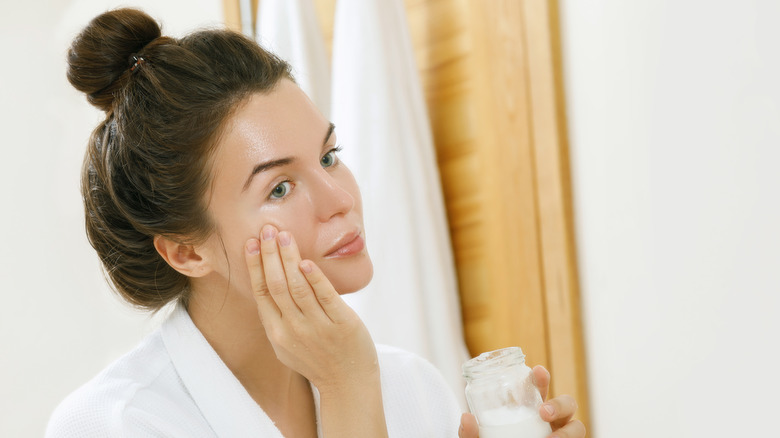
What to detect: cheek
<box><xmin>240</xmin><ymin>203</ymin><xmax>319</xmax><ymax>263</ymax></box>
<box><xmin>341</xmin><ymin>166</ymin><xmax>363</xmax><ymax>210</ymax></box>
<box><xmin>265</xmin><ymin>209</ymin><xmax>318</xmax><ymax>260</ymax></box>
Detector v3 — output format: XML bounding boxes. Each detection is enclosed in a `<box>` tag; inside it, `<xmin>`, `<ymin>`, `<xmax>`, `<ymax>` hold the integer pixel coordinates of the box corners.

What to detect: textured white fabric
<box><xmin>256</xmin><ymin>0</ymin><xmax>331</xmax><ymax>117</ymax></box>
<box><xmin>46</xmin><ymin>303</ymin><xmax>461</xmax><ymax>437</ymax></box>
<box><xmin>331</xmin><ymin>0</ymin><xmax>470</xmax><ymax>408</ymax></box>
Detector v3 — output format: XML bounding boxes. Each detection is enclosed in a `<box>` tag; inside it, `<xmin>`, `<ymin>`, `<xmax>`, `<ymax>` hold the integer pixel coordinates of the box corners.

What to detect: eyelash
<box><xmin>266</xmin><ymin>145</ymin><xmax>343</xmax><ymax>201</ymax></box>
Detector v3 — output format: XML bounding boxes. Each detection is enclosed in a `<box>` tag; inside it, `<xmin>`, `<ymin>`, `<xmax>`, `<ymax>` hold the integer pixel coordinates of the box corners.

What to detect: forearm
<box><xmin>317</xmin><ymin>371</ymin><xmax>388</xmax><ymax>438</ymax></box>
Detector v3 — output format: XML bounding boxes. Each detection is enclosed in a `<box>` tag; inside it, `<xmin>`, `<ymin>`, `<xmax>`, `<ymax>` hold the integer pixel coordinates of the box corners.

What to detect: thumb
<box><xmin>459</xmin><ymin>412</ymin><xmax>479</xmax><ymax>438</ymax></box>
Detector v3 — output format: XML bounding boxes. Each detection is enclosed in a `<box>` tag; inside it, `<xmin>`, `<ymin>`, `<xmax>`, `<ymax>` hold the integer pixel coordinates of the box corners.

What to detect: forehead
<box><xmin>216</xmin><ymin>79</ymin><xmax>329</xmax><ymax>170</ymax></box>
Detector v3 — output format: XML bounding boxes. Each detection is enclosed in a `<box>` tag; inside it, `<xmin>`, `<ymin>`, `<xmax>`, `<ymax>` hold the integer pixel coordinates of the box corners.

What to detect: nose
<box><xmin>310</xmin><ymin>169</ymin><xmax>355</xmax><ymax>222</ymax></box>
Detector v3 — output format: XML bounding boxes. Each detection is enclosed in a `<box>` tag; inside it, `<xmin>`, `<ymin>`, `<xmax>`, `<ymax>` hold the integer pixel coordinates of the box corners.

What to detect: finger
<box><xmin>458</xmin><ymin>413</ymin><xmax>479</xmax><ymax>438</ymax></box>
<box><xmin>532</xmin><ymin>365</ymin><xmax>551</xmax><ymax>401</ymax></box>
<box><xmin>260</xmin><ymin>225</ymin><xmax>300</xmax><ymax>316</ymax></box>
<box><xmin>277</xmin><ymin>231</ymin><xmax>325</xmax><ymax>318</ymax></box>
<box><xmin>546</xmin><ymin>419</ymin><xmax>585</xmax><ymax>438</ymax></box>
<box><xmin>299</xmin><ymin>259</ymin><xmax>348</xmax><ymax>323</ymax></box>
<box><xmin>540</xmin><ymin>394</ymin><xmax>578</xmax><ymax>429</ymax></box>
<box><xmin>245</xmin><ymin>238</ymin><xmax>281</xmax><ymax>324</ymax></box>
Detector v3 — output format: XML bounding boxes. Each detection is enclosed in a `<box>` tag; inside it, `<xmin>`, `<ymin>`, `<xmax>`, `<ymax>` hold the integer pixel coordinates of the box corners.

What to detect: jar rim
<box><xmin>462</xmin><ymin>347</ymin><xmax>526</xmax><ymax>378</ymax></box>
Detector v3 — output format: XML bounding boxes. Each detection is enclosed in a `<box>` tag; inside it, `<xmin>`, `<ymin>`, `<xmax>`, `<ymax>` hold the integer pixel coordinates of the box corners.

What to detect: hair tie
<box><xmin>130</xmin><ymin>55</ymin><xmax>146</xmax><ymax>73</ymax></box>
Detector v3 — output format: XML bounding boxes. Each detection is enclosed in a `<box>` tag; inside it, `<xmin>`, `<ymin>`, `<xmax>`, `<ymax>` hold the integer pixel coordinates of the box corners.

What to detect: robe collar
<box><xmin>160</xmin><ymin>302</ymin><xmax>285</xmax><ymax>437</ymax></box>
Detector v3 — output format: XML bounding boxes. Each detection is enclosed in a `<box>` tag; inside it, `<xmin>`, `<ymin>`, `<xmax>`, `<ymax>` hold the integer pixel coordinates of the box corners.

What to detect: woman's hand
<box><xmin>458</xmin><ymin>366</ymin><xmax>586</xmax><ymax>438</ymax></box>
<box><xmin>244</xmin><ymin>224</ymin><xmax>377</xmax><ymax>391</ymax></box>
<box><xmin>245</xmin><ymin>225</ymin><xmax>388</xmax><ymax>437</ymax></box>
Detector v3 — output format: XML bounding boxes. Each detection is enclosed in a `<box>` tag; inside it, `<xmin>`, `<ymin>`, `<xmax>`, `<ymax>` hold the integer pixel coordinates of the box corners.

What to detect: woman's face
<box><xmin>198</xmin><ymin>79</ymin><xmax>372</xmax><ymax>301</ymax></box>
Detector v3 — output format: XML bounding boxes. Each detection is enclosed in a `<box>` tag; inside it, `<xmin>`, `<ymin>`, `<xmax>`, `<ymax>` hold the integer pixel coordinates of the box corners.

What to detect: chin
<box><xmin>328</xmin><ymin>254</ymin><xmax>373</xmax><ymax>295</ymax></box>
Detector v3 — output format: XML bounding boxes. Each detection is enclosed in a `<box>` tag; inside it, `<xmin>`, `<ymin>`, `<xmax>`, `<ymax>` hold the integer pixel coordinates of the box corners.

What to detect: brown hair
<box><xmin>67</xmin><ymin>8</ymin><xmax>293</xmax><ymax>310</ymax></box>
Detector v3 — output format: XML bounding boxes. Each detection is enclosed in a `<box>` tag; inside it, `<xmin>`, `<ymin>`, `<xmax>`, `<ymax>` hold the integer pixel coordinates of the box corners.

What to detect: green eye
<box><xmin>270</xmin><ymin>181</ymin><xmax>291</xmax><ymax>199</ymax></box>
<box><xmin>321</xmin><ymin>147</ymin><xmax>342</xmax><ymax>168</ymax></box>
<box><xmin>321</xmin><ymin>151</ymin><xmax>336</xmax><ymax>168</ymax></box>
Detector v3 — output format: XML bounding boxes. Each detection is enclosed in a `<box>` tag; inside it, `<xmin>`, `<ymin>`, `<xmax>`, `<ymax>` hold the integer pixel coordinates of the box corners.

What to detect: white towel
<box><xmin>331</xmin><ymin>0</ymin><xmax>469</xmax><ymax>408</ymax></box>
<box><xmin>257</xmin><ymin>0</ymin><xmax>331</xmax><ymax>116</ymax></box>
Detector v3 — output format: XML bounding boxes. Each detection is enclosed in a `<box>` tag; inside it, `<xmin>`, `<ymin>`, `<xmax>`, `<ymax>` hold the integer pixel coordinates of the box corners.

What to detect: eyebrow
<box><xmin>323</xmin><ymin>122</ymin><xmax>336</xmax><ymax>146</ymax></box>
<box><xmin>241</xmin><ymin>122</ymin><xmax>336</xmax><ymax>192</ymax></box>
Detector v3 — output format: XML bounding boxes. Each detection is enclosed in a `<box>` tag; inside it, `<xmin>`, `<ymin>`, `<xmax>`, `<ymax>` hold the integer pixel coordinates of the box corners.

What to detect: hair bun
<box><xmin>67</xmin><ymin>8</ymin><xmax>161</xmax><ymax>112</ymax></box>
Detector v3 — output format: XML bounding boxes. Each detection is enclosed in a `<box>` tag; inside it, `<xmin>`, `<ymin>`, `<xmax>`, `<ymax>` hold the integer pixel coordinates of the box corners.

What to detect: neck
<box><xmin>185</xmin><ymin>280</ymin><xmax>314</xmax><ymax>425</ymax></box>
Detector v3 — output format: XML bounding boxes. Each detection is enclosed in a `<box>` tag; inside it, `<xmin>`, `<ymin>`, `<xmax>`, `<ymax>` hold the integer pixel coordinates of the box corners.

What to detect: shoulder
<box><xmin>376</xmin><ymin>344</ymin><xmax>443</xmax><ymax>377</ymax></box>
<box><xmin>45</xmin><ymin>330</ymin><xmax>201</xmax><ymax>437</ymax></box>
<box><xmin>375</xmin><ymin>344</ymin><xmax>461</xmax><ymax>437</ymax></box>
<box><xmin>375</xmin><ymin>343</ymin><xmax>456</xmax><ymax>397</ymax></box>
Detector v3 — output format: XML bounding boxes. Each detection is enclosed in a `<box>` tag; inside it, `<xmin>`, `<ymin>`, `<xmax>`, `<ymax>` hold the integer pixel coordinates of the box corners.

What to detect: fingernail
<box><xmin>246</xmin><ymin>239</ymin><xmax>259</xmax><ymax>255</ymax></box>
<box><xmin>262</xmin><ymin>226</ymin><xmax>276</xmax><ymax>241</ymax></box>
<box><xmin>300</xmin><ymin>261</ymin><xmax>313</xmax><ymax>273</ymax></box>
<box><xmin>278</xmin><ymin>232</ymin><xmax>291</xmax><ymax>247</ymax></box>
<box><xmin>542</xmin><ymin>403</ymin><xmax>555</xmax><ymax>417</ymax></box>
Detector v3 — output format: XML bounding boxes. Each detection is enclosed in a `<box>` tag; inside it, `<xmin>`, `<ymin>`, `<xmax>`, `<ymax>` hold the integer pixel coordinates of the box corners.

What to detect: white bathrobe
<box><xmin>46</xmin><ymin>303</ymin><xmax>461</xmax><ymax>437</ymax></box>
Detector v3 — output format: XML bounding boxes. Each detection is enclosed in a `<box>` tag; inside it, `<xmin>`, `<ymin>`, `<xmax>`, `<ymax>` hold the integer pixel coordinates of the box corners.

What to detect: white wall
<box><xmin>559</xmin><ymin>1</ymin><xmax>780</xmax><ymax>436</ymax></box>
<box><xmin>0</xmin><ymin>1</ymin><xmax>222</xmax><ymax>436</ymax></box>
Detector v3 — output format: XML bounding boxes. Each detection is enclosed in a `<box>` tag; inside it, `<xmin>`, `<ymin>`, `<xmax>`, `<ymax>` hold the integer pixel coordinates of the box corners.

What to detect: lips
<box><xmin>324</xmin><ymin>231</ymin><xmax>365</xmax><ymax>258</ymax></box>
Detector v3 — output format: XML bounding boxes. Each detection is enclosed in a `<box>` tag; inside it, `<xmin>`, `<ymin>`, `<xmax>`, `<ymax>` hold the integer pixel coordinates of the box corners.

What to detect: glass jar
<box><xmin>462</xmin><ymin>347</ymin><xmax>552</xmax><ymax>438</ymax></box>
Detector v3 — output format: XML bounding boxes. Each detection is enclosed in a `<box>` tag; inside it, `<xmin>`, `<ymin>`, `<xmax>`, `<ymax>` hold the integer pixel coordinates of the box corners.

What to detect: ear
<box><xmin>153</xmin><ymin>235</ymin><xmax>213</xmax><ymax>278</ymax></box>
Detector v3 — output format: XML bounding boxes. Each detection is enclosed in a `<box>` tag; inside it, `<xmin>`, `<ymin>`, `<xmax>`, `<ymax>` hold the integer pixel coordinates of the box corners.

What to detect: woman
<box><xmin>48</xmin><ymin>8</ymin><xmax>585</xmax><ymax>437</ymax></box>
